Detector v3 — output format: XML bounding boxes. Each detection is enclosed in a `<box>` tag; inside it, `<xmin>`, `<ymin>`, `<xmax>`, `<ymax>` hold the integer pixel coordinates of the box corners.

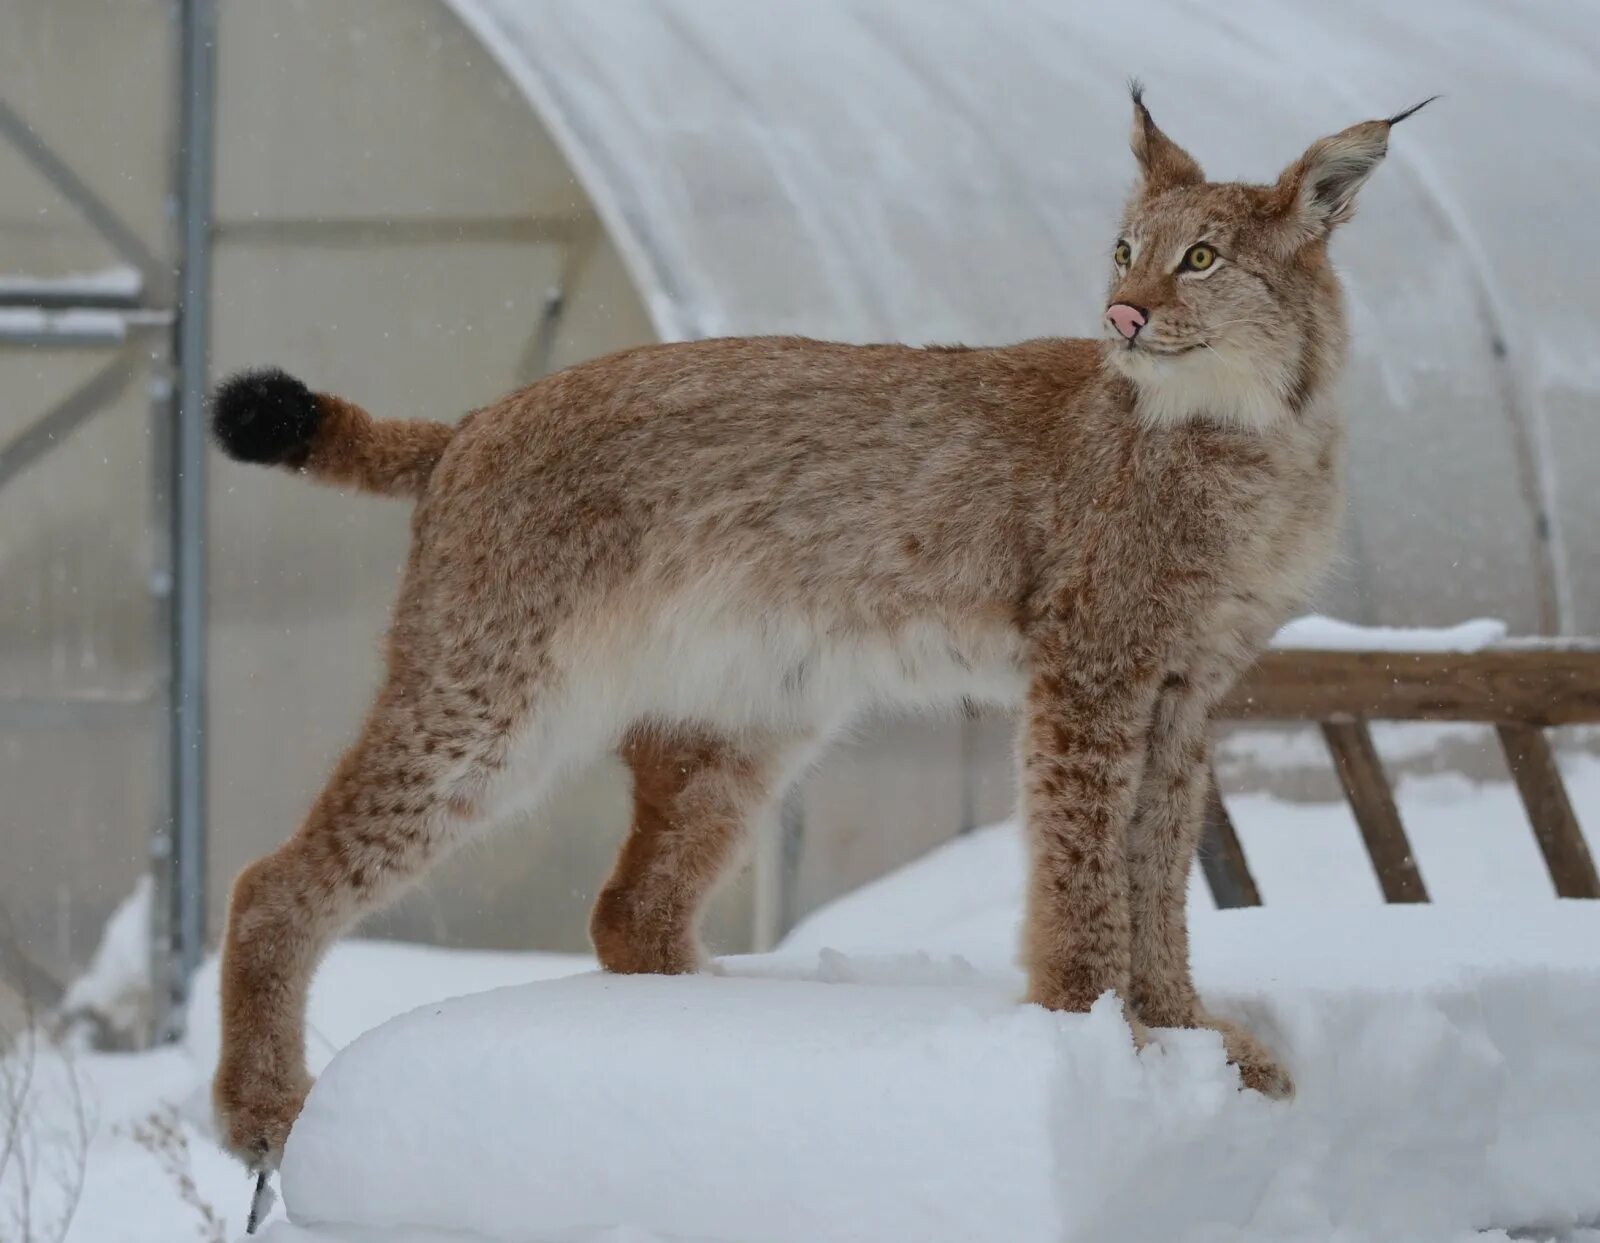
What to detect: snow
<box><xmin>280</xmin><ymin>966</ymin><xmax>1063</xmax><ymax>1243</ymax></box>
<box><xmin>59</xmin><ymin>876</ymin><xmax>153</xmax><ymax>1047</ymax></box>
<box><xmin>788</xmin><ymin>753</ymin><xmax>1600</xmax><ymax>946</ymax></box>
<box><xmin>1271</xmin><ymin>614</ymin><xmax>1508</xmax><ymax>651</ymax></box>
<box><xmin>2</xmin><ymin>942</ymin><xmax>590</xmax><ymax>1243</ymax></box>
<box><xmin>260</xmin><ymin>906</ymin><xmax>1600</xmax><ymax>1243</ymax></box>
<box><xmin>11</xmin><ymin>753</ymin><xmax>1600</xmax><ymax>1242</ymax></box>
<box><xmin>253</xmin><ymin>759</ymin><xmax>1600</xmax><ymax>1243</ymax></box>
<box><xmin>0</xmin><ymin>265</ymin><xmax>142</xmax><ymax>299</ymax></box>
<box><xmin>0</xmin><ymin>307</ymin><xmax>129</xmax><ymax>341</ymax></box>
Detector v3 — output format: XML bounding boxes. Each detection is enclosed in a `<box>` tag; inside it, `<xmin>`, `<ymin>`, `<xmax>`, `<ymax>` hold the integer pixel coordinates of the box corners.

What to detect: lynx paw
<box><xmin>213</xmin><ymin>1062</ymin><xmax>313</xmax><ymax>1170</ymax></box>
<box><xmin>1140</xmin><ymin>1004</ymin><xmax>1295</xmax><ymax>1100</ymax></box>
<box><xmin>1213</xmin><ymin>1017</ymin><xmax>1295</xmax><ymax>1100</ymax></box>
<box><xmin>590</xmin><ymin>894</ymin><xmax>703</xmax><ymax>976</ymax></box>
<box><xmin>592</xmin><ymin>932</ymin><xmax>703</xmax><ymax>976</ymax></box>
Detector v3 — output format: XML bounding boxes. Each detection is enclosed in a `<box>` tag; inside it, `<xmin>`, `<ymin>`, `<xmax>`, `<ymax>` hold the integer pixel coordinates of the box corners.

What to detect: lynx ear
<box><xmin>1129</xmin><ymin>81</ymin><xmax>1203</xmax><ymax>196</ymax></box>
<box><xmin>1266</xmin><ymin>100</ymin><xmax>1434</xmax><ymax>243</ymax></box>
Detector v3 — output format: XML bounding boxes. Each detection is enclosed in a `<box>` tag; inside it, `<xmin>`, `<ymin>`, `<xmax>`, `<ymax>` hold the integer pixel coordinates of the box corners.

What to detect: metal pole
<box><xmin>157</xmin><ymin>0</ymin><xmax>216</xmax><ymax>1041</ymax></box>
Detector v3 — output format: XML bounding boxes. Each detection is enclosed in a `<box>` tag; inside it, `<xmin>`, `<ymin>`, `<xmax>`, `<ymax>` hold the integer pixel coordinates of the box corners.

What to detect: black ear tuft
<box><xmin>1387</xmin><ymin>95</ymin><xmax>1439</xmax><ymax>126</ymax></box>
<box><xmin>211</xmin><ymin>367</ymin><xmax>321</xmax><ymax>465</ymax></box>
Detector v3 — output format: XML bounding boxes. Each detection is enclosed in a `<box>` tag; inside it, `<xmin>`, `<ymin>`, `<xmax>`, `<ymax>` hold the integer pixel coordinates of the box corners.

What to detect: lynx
<box><xmin>210</xmin><ymin>88</ymin><xmax>1427</xmax><ymax>1168</ymax></box>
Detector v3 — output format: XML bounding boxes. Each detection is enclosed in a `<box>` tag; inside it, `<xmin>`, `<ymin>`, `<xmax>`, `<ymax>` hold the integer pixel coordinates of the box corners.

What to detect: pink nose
<box><xmin>1106</xmin><ymin>303</ymin><xmax>1147</xmax><ymax>340</ymax></box>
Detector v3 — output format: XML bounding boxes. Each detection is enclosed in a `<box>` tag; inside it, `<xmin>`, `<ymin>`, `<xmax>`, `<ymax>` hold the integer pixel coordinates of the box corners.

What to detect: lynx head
<box><xmin>1104</xmin><ymin>84</ymin><xmax>1433</xmax><ymax>430</ymax></box>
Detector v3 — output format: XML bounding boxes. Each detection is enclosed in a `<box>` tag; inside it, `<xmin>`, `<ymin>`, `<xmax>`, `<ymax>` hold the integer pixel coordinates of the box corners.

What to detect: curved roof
<box><xmin>448</xmin><ymin>0</ymin><xmax>1600</xmax><ymax>635</ymax></box>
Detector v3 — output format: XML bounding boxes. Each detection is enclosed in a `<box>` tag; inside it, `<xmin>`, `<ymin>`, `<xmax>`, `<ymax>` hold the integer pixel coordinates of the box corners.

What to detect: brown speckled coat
<box><xmin>210</xmin><ymin>91</ymin><xmax>1422</xmax><ymax>1169</ymax></box>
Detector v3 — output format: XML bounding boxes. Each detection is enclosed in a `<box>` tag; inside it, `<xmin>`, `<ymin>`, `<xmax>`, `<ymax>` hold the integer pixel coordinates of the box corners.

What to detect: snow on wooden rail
<box><xmin>1203</xmin><ymin>644</ymin><xmax>1600</xmax><ymax>908</ymax></box>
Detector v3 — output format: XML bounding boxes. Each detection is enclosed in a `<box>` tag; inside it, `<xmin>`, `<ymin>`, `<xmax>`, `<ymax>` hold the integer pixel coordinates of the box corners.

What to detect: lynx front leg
<box><xmin>1020</xmin><ymin>638</ymin><xmax>1163</xmax><ymax>1016</ymax></box>
<box><xmin>1126</xmin><ymin>656</ymin><xmax>1293</xmax><ymax>1098</ymax></box>
<box><xmin>1124</xmin><ymin>672</ymin><xmax>1211</xmax><ymax>1028</ymax></box>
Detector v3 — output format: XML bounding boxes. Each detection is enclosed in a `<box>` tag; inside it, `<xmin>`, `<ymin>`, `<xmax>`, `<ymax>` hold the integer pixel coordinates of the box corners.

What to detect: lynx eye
<box><xmin>1113</xmin><ymin>240</ymin><xmax>1131</xmax><ymax>267</ymax></box>
<box><xmin>1182</xmin><ymin>243</ymin><xmax>1217</xmax><ymax>272</ymax></box>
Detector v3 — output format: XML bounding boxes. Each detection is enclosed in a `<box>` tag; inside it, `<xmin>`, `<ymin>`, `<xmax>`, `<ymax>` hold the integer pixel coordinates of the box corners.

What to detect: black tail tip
<box><xmin>211</xmin><ymin>367</ymin><xmax>321</xmax><ymax>465</ymax></box>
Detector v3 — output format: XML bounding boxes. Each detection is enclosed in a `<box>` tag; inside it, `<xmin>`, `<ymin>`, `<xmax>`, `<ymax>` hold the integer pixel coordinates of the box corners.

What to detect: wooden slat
<box><xmin>1320</xmin><ymin>720</ymin><xmax>1430</xmax><ymax>903</ymax></box>
<box><xmin>1197</xmin><ymin>772</ymin><xmax>1261</xmax><ymax>909</ymax></box>
<box><xmin>1496</xmin><ymin>725</ymin><xmax>1600</xmax><ymax>898</ymax></box>
<box><xmin>1227</xmin><ymin>649</ymin><xmax>1600</xmax><ymax>725</ymax></box>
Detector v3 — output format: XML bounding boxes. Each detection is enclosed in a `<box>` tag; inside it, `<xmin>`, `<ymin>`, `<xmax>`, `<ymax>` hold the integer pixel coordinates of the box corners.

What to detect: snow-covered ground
<box><xmin>267</xmin><ymin>905</ymin><xmax>1600</xmax><ymax>1243</ymax></box>
<box><xmin>1</xmin><ymin>941</ymin><xmax>591</xmax><ymax>1243</ymax></box>
<box><xmin>5</xmin><ymin>743</ymin><xmax>1600</xmax><ymax>1242</ymax></box>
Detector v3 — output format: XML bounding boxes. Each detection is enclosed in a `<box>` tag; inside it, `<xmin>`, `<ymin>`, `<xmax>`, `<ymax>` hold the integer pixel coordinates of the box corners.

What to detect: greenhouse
<box><xmin>2</xmin><ymin>0</ymin><xmax>1595</xmax><ymax>1032</ymax></box>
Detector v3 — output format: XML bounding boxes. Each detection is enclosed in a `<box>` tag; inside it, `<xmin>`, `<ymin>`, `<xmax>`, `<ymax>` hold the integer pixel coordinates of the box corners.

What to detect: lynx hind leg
<box><xmin>212</xmin><ymin>663</ymin><xmax>528</xmax><ymax>1169</ymax></box>
<box><xmin>592</xmin><ymin>725</ymin><xmax>790</xmax><ymax>975</ymax></box>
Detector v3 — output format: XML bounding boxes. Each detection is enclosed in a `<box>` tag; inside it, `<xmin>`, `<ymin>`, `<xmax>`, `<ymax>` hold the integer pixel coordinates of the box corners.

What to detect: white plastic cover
<box><xmin>449</xmin><ymin>0</ymin><xmax>1600</xmax><ymax>634</ymax></box>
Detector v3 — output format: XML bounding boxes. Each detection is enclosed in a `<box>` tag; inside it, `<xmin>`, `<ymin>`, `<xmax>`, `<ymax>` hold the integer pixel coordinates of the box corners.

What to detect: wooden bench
<box><xmin>1202</xmin><ymin>646</ymin><xmax>1600</xmax><ymax>907</ymax></box>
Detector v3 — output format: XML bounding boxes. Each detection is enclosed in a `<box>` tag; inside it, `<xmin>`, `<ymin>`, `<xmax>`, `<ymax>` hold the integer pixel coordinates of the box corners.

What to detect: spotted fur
<box><xmin>211</xmin><ymin>90</ymin><xmax>1419</xmax><ymax>1168</ymax></box>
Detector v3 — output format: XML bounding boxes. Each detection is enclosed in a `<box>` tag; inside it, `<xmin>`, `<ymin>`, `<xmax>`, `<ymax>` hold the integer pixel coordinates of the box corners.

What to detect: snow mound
<box><xmin>59</xmin><ymin>876</ymin><xmax>153</xmax><ymax>1046</ymax></box>
<box><xmin>262</xmin><ymin>905</ymin><xmax>1600</xmax><ymax>1243</ymax></box>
